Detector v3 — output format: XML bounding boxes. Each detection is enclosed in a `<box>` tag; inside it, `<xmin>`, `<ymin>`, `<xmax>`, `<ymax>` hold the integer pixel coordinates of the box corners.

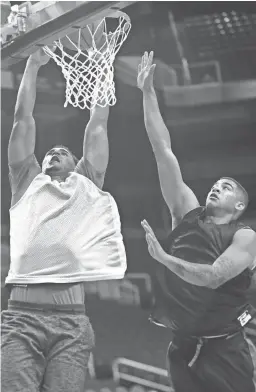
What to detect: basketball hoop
<box><xmin>43</xmin><ymin>11</ymin><xmax>131</xmax><ymax>110</ymax></box>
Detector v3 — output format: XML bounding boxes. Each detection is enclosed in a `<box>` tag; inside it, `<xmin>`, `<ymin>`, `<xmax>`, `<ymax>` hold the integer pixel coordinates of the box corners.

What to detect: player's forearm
<box><xmin>143</xmin><ymin>88</ymin><xmax>172</xmax><ymax>153</ymax></box>
<box><xmin>161</xmin><ymin>253</ymin><xmax>214</xmax><ymax>287</ymax></box>
<box><xmin>83</xmin><ymin>105</ymin><xmax>110</xmax><ymax>172</ymax></box>
<box><xmin>14</xmin><ymin>59</ymin><xmax>40</xmax><ymax>120</ymax></box>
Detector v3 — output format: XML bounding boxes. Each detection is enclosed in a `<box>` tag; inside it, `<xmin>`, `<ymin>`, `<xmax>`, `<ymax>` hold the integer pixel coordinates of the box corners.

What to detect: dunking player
<box><xmin>138</xmin><ymin>51</ymin><xmax>256</xmax><ymax>392</ymax></box>
<box><xmin>1</xmin><ymin>49</ymin><xmax>126</xmax><ymax>392</ymax></box>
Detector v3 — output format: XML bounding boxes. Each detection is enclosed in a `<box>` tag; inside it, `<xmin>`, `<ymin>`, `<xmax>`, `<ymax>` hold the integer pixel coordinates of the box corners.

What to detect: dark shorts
<box><xmin>167</xmin><ymin>329</ymin><xmax>256</xmax><ymax>392</ymax></box>
<box><xmin>1</xmin><ymin>300</ymin><xmax>95</xmax><ymax>392</ymax></box>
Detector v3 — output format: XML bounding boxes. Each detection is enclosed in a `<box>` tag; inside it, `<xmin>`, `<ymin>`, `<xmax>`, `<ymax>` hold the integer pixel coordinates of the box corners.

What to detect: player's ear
<box><xmin>235</xmin><ymin>201</ymin><xmax>245</xmax><ymax>211</ymax></box>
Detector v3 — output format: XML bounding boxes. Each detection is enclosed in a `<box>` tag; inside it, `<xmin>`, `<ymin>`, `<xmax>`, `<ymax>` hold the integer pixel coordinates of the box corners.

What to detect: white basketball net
<box><xmin>43</xmin><ymin>14</ymin><xmax>131</xmax><ymax>110</ymax></box>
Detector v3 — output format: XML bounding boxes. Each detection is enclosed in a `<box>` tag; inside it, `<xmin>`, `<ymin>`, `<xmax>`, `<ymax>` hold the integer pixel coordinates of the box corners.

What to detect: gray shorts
<box><xmin>1</xmin><ymin>300</ymin><xmax>95</xmax><ymax>392</ymax></box>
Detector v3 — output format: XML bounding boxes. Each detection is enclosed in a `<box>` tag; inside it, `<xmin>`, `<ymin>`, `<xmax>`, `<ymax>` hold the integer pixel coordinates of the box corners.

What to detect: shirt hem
<box><xmin>6</xmin><ymin>272</ymin><xmax>126</xmax><ymax>284</ymax></box>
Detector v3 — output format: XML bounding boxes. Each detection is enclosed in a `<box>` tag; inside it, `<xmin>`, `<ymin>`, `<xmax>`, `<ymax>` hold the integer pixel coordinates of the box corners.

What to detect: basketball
<box><xmin>60</xmin><ymin>19</ymin><xmax>106</xmax><ymax>52</ymax></box>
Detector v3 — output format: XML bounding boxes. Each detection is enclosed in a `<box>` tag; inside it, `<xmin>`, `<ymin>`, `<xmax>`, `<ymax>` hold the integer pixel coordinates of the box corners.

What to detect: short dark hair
<box><xmin>50</xmin><ymin>145</ymin><xmax>79</xmax><ymax>165</ymax></box>
<box><xmin>220</xmin><ymin>177</ymin><xmax>249</xmax><ymax>210</ymax></box>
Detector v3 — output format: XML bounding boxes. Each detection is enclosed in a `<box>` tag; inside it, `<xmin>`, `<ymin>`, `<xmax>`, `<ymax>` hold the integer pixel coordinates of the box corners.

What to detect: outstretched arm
<box><xmin>138</xmin><ymin>52</ymin><xmax>199</xmax><ymax>227</ymax></box>
<box><xmin>142</xmin><ymin>220</ymin><xmax>256</xmax><ymax>289</ymax></box>
<box><xmin>76</xmin><ymin>66</ymin><xmax>110</xmax><ymax>189</ymax></box>
<box><xmin>8</xmin><ymin>49</ymin><xmax>51</xmax><ymax>165</ymax></box>
<box><xmin>82</xmin><ymin>104</ymin><xmax>109</xmax><ymax>174</ymax></box>
<box><xmin>76</xmin><ymin>103</ymin><xmax>109</xmax><ymax>190</ymax></box>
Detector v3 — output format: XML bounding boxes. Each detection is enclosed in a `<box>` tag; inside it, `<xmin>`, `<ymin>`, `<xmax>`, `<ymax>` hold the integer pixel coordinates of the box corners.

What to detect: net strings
<box><xmin>43</xmin><ymin>16</ymin><xmax>131</xmax><ymax>110</ymax></box>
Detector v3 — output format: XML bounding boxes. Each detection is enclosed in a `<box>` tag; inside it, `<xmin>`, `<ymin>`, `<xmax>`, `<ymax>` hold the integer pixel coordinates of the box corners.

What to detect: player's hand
<box><xmin>137</xmin><ymin>51</ymin><xmax>156</xmax><ymax>92</ymax></box>
<box><xmin>141</xmin><ymin>219</ymin><xmax>167</xmax><ymax>264</ymax></box>
<box><xmin>28</xmin><ymin>47</ymin><xmax>55</xmax><ymax>66</ymax></box>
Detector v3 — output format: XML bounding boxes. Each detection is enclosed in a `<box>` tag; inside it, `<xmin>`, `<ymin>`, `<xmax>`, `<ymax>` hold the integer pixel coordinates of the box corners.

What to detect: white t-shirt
<box><xmin>6</xmin><ymin>155</ymin><xmax>127</xmax><ymax>284</ymax></box>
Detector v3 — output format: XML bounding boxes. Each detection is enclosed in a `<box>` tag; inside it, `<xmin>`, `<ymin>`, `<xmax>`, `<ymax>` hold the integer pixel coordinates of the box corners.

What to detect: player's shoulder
<box><xmin>171</xmin><ymin>207</ymin><xmax>203</xmax><ymax>230</ymax></box>
<box><xmin>74</xmin><ymin>157</ymin><xmax>105</xmax><ymax>189</ymax></box>
<box><xmin>72</xmin><ymin>170</ymin><xmax>103</xmax><ymax>191</ymax></box>
<box><xmin>233</xmin><ymin>226</ymin><xmax>256</xmax><ymax>246</ymax></box>
<box><xmin>183</xmin><ymin>206</ymin><xmax>204</xmax><ymax>220</ymax></box>
<box><xmin>9</xmin><ymin>154</ymin><xmax>42</xmax><ymax>207</ymax></box>
<box><xmin>9</xmin><ymin>153</ymin><xmax>40</xmax><ymax>172</ymax></box>
<box><xmin>234</xmin><ymin>219</ymin><xmax>255</xmax><ymax>235</ymax></box>
<box><xmin>9</xmin><ymin>154</ymin><xmax>41</xmax><ymax>193</ymax></box>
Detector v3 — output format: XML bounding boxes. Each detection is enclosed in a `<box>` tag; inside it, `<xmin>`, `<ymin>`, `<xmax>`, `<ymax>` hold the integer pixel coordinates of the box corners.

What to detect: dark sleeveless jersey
<box><xmin>151</xmin><ymin>207</ymin><xmax>253</xmax><ymax>336</ymax></box>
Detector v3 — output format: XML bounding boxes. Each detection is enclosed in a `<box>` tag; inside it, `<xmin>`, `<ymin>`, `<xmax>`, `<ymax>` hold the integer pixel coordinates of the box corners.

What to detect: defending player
<box><xmin>138</xmin><ymin>51</ymin><xmax>256</xmax><ymax>392</ymax></box>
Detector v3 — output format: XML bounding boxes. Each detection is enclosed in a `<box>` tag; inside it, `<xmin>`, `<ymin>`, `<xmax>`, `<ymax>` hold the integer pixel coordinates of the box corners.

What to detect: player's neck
<box><xmin>49</xmin><ymin>173</ymin><xmax>70</xmax><ymax>182</ymax></box>
<box><xmin>204</xmin><ymin>207</ymin><xmax>235</xmax><ymax>224</ymax></box>
<box><xmin>204</xmin><ymin>216</ymin><xmax>229</xmax><ymax>225</ymax></box>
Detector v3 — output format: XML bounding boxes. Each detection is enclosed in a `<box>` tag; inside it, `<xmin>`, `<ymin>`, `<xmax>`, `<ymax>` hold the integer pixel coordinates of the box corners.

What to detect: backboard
<box><xmin>1</xmin><ymin>1</ymin><xmax>136</xmax><ymax>69</ymax></box>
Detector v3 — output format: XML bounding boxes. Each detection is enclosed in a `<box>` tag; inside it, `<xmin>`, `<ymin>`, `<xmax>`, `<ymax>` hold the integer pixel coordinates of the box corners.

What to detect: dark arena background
<box><xmin>1</xmin><ymin>2</ymin><xmax>256</xmax><ymax>392</ymax></box>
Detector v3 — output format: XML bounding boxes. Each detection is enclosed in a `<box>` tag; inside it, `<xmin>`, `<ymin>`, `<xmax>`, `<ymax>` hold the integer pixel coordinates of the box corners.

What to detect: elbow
<box><xmin>205</xmin><ymin>277</ymin><xmax>222</xmax><ymax>289</ymax></box>
<box><xmin>199</xmin><ymin>269</ymin><xmax>220</xmax><ymax>289</ymax></box>
<box><xmin>87</xmin><ymin>124</ymin><xmax>108</xmax><ymax>140</ymax></box>
<box><xmin>14</xmin><ymin>111</ymin><xmax>34</xmax><ymax>123</ymax></box>
<box><xmin>11</xmin><ymin>118</ymin><xmax>35</xmax><ymax>140</ymax></box>
<box><xmin>206</xmin><ymin>281</ymin><xmax>218</xmax><ymax>289</ymax></box>
<box><xmin>144</xmin><ymin>117</ymin><xmax>160</xmax><ymax>135</ymax></box>
<box><xmin>152</xmin><ymin>143</ymin><xmax>165</xmax><ymax>157</ymax></box>
<box><xmin>153</xmin><ymin>144</ymin><xmax>173</xmax><ymax>163</ymax></box>
<box><xmin>14</xmin><ymin>99</ymin><xmax>33</xmax><ymax>119</ymax></box>
<box><xmin>144</xmin><ymin>126</ymin><xmax>169</xmax><ymax>151</ymax></box>
<box><xmin>14</xmin><ymin>111</ymin><xmax>24</xmax><ymax>122</ymax></box>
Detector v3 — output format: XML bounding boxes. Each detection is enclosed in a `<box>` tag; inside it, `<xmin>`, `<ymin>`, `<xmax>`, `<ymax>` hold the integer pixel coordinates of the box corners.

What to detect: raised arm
<box><xmin>82</xmin><ymin>104</ymin><xmax>109</xmax><ymax>175</ymax></box>
<box><xmin>78</xmin><ymin>68</ymin><xmax>110</xmax><ymax>189</ymax></box>
<box><xmin>8</xmin><ymin>49</ymin><xmax>51</xmax><ymax>166</ymax></box>
<box><xmin>137</xmin><ymin>51</ymin><xmax>199</xmax><ymax>227</ymax></box>
<box><xmin>76</xmin><ymin>102</ymin><xmax>110</xmax><ymax>190</ymax></box>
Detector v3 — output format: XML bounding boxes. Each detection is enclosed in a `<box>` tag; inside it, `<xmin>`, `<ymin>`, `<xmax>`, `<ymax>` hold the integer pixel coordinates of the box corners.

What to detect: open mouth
<box><xmin>50</xmin><ymin>156</ymin><xmax>60</xmax><ymax>163</ymax></box>
<box><xmin>209</xmin><ymin>193</ymin><xmax>219</xmax><ymax>200</ymax></box>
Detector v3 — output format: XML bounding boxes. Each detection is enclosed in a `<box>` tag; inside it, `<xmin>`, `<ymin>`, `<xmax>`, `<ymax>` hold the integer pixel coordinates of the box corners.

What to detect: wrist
<box><xmin>26</xmin><ymin>58</ymin><xmax>41</xmax><ymax>70</ymax></box>
<box><xmin>160</xmin><ymin>252</ymin><xmax>171</xmax><ymax>266</ymax></box>
<box><xmin>142</xmin><ymin>86</ymin><xmax>156</xmax><ymax>97</ymax></box>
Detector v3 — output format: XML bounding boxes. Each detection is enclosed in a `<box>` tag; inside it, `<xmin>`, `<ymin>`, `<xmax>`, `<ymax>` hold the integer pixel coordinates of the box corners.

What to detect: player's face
<box><xmin>42</xmin><ymin>147</ymin><xmax>76</xmax><ymax>174</ymax></box>
<box><xmin>206</xmin><ymin>179</ymin><xmax>240</xmax><ymax>213</ymax></box>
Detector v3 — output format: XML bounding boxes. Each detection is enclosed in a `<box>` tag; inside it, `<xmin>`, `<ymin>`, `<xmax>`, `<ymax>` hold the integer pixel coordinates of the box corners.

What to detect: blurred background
<box><xmin>1</xmin><ymin>1</ymin><xmax>256</xmax><ymax>391</ymax></box>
